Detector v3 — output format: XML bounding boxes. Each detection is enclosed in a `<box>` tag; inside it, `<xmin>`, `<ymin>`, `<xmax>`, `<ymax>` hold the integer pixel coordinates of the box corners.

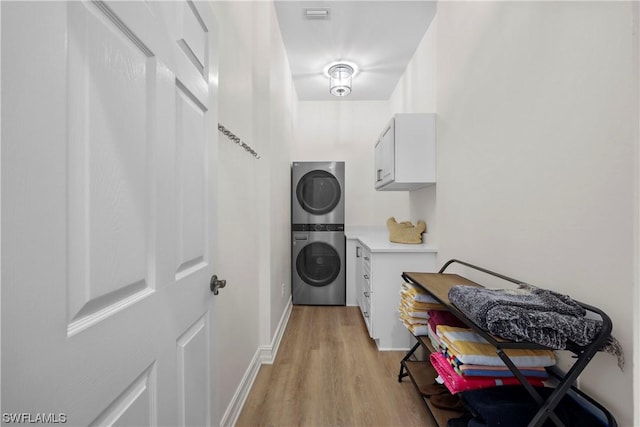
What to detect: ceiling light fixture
<box><xmin>328</xmin><ymin>63</ymin><xmax>354</xmax><ymax>97</ymax></box>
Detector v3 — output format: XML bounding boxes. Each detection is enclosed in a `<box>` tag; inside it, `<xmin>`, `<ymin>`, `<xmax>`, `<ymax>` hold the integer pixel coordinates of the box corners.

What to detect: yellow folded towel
<box><xmin>399</xmin><ymin>306</ymin><xmax>429</xmax><ymax>325</ymax></box>
<box><xmin>436</xmin><ymin>325</ymin><xmax>556</xmax><ymax>367</ymax></box>
<box><xmin>400</xmin><ymin>282</ymin><xmax>440</xmax><ymax>304</ymax></box>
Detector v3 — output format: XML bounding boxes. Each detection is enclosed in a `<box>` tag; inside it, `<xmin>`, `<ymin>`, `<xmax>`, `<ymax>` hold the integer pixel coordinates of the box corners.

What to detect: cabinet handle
<box><xmin>363</xmin><ymin>274</ymin><xmax>369</xmax><ymax>279</ymax></box>
<box><xmin>356</xmin><ymin>246</ymin><xmax>362</xmax><ymax>257</ymax></box>
<box><xmin>376</xmin><ymin>169</ymin><xmax>382</xmax><ymax>182</ymax></box>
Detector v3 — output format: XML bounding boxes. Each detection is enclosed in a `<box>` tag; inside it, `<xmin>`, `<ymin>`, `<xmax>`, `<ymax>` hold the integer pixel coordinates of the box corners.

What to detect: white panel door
<box><xmin>1</xmin><ymin>1</ymin><xmax>219</xmax><ymax>425</ymax></box>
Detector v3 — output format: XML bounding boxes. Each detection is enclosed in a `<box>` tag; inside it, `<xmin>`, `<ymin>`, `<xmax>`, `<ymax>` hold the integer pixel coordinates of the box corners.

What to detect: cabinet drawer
<box><xmin>362</xmin><ymin>248</ymin><xmax>371</xmax><ymax>267</ymax></box>
<box><xmin>363</xmin><ymin>249</ymin><xmax>371</xmax><ymax>292</ymax></box>
<box><xmin>362</xmin><ymin>288</ymin><xmax>371</xmax><ymax>307</ymax></box>
<box><xmin>362</xmin><ymin>292</ymin><xmax>372</xmax><ymax>336</ymax></box>
<box><xmin>363</xmin><ymin>263</ymin><xmax>371</xmax><ymax>292</ymax></box>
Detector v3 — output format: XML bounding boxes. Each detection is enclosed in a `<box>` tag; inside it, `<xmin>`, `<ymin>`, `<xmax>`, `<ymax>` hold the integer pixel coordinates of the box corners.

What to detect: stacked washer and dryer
<box><xmin>291</xmin><ymin>162</ymin><xmax>346</xmax><ymax>305</ymax></box>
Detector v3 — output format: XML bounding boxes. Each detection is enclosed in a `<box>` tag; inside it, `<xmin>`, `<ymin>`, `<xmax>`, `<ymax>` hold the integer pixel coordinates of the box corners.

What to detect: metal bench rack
<box><xmin>398</xmin><ymin>259</ymin><xmax>617</xmax><ymax>427</ymax></box>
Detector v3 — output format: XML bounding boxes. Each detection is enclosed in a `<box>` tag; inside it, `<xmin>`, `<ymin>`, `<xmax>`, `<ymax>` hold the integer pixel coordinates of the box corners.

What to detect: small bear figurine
<box><xmin>386</xmin><ymin>217</ymin><xmax>427</xmax><ymax>244</ymax></box>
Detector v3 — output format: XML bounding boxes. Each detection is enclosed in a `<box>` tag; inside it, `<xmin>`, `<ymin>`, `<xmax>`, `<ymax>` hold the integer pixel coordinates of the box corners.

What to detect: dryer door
<box><xmin>296</xmin><ymin>170</ymin><xmax>341</xmax><ymax>216</ymax></box>
<box><xmin>296</xmin><ymin>241</ymin><xmax>341</xmax><ymax>287</ymax></box>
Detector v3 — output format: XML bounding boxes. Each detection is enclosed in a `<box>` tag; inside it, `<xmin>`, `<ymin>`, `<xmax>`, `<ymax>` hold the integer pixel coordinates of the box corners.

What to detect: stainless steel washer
<box><xmin>291</xmin><ymin>229</ymin><xmax>345</xmax><ymax>305</ymax></box>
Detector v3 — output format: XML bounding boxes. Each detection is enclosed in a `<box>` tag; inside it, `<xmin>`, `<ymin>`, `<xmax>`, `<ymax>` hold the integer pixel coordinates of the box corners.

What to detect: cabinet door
<box><xmin>374</xmin><ymin>140</ymin><xmax>384</xmax><ymax>186</ymax></box>
<box><xmin>362</xmin><ymin>249</ymin><xmax>373</xmax><ymax>336</ymax></box>
<box><xmin>370</xmin><ymin>252</ymin><xmax>436</xmax><ymax>350</ymax></box>
<box><xmin>375</xmin><ymin>113</ymin><xmax>436</xmax><ymax>191</ymax></box>
<box><xmin>374</xmin><ymin>120</ymin><xmax>395</xmax><ymax>188</ymax></box>
<box><xmin>355</xmin><ymin>244</ymin><xmax>363</xmax><ymax>309</ymax></box>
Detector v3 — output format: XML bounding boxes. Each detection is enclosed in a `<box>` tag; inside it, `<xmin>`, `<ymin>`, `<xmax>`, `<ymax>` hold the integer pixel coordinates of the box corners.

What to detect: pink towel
<box><xmin>429</xmin><ymin>352</ymin><xmax>545</xmax><ymax>394</ymax></box>
<box><xmin>428</xmin><ymin>309</ymin><xmax>468</xmax><ymax>334</ymax></box>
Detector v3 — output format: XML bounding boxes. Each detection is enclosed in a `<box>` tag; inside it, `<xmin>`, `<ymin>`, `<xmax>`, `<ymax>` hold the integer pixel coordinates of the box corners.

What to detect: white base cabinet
<box><xmin>348</xmin><ymin>235</ymin><xmax>437</xmax><ymax>350</ymax></box>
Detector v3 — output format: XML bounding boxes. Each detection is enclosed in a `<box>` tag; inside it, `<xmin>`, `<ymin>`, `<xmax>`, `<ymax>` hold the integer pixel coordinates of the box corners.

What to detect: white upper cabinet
<box><xmin>374</xmin><ymin>113</ymin><xmax>436</xmax><ymax>191</ymax></box>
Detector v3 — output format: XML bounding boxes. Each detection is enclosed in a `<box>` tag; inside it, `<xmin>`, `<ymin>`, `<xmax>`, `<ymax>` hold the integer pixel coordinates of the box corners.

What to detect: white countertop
<box><xmin>345</xmin><ymin>226</ymin><xmax>438</xmax><ymax>253</ymax></box>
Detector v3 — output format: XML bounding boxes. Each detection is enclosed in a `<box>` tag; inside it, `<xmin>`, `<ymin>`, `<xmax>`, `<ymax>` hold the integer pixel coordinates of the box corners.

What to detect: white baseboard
<box><xmin>218</xmin><ymin>346</ymin><xmax>262</xmax><ymax>427</ymax></box>
<box><xmin>376</xmin><ymin>347</ymin><xmax>412</xmax><ymax>352</ymax></box>
<box><xmin>259</xmin><ymin>297</ymin><xmax>293</xmax><ymax>364</ymax></box>
<box><xmin>219</xmin><ymin>297</ymin><xmax>292</xmax><ymax>427</ymax></box>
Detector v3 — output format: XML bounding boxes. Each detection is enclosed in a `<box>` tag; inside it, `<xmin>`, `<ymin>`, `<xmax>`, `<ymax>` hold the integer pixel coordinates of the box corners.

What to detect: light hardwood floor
<box><xmin>235</xmin><ymin>306</ymin><xmax>436</xmax><ymax>427</ymax></box>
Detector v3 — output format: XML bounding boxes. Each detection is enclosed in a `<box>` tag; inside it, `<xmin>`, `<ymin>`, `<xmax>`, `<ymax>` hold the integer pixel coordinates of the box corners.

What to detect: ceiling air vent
<box><xmin>303</xmin><ymin>8</ymin><xmax>330</xmax><ymax>20</ymax></box>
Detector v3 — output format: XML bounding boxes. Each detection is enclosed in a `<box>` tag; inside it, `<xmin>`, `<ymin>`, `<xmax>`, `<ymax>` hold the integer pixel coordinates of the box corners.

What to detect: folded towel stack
<box><xmin>430</xmin><ymin>325</ymin><xmax>553</xmax><ymax>395</ymax></box>
<box><xmin>398</xmin><ymin>282</ymin><xmax>444</xmax><ymax>336</ymax></box>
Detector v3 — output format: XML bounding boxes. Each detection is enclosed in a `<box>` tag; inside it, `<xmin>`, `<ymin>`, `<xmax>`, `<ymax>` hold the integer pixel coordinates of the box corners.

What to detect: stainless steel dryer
<box><xmin>291</xmin><ymin>226</ymin><xmax>345</xmax><ymax>305</ymax></box>
<box><xmin>292</xmin><ymin>161</ymin><xmax>345</xmax><ymax>225</ymax></box>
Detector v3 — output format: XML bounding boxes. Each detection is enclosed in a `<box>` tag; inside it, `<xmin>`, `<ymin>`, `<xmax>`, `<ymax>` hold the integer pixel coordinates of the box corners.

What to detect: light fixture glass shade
<box><xmin>329</xmin><ymin>64</ymin><xmax>353</xmax><ymax>97</ymax></box>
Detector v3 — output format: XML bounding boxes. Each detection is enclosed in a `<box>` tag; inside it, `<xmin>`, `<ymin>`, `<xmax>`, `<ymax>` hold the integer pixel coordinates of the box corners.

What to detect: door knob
<box><xmin>210</xmin><ymin>275</ymin><xmax>227</xmax><ymax>295</ymax></box>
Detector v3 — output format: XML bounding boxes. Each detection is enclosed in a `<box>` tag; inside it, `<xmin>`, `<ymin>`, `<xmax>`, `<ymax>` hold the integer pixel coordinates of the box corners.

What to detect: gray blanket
<box><xmin>448</xmin><ymin>284</ymin><xmax>624</xmax><ymax>370</ymax></box>
<box><xmin>448</xmin><ymin>284</ymin><xmax>613</xmax><ymax>353</ymax></box>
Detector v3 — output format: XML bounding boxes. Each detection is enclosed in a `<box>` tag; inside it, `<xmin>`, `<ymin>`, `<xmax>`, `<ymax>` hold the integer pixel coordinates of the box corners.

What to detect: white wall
<box><xmin>389</xmin><ymin>2</ymin><xmax>637</xmax><ymax>425</ymax></box>
<box><xmin>390</xmin><ymin>14</ymin><xmax>438</xmax><ymax>244</ymax></box>
<box><xmin>634</xmin><ymin>5</ymin><xmax>640</xmax><ymax>425</ymax></box>
<box><xmin>212</xmin><ymin>2</ymin><xmax>260</xmax><ymax>422</ymax></box>
<box><xmin>266</xmin><ymin>2</ymin><xmax>296</xmax><ymax>341</ymax></box>
<box><xmin>293</xmin><ymin>101</ymin><xmax>413</xmax><ymax>226</ymax></box>
<box><xmin>210</xmin><ymin>1</ymin><xmax>295</xmax><ymax>423</ymax></box>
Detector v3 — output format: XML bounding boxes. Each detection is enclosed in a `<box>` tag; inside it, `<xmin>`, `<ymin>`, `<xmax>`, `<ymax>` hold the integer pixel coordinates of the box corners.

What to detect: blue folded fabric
<box><xmin>460</xmin><ymin>386</ymin><xmax>605</xmax><ymax>427</ymax></box>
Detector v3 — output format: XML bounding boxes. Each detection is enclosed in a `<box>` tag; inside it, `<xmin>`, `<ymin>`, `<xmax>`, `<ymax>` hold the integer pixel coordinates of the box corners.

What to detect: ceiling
<box><xmin>274</xmin><ymin>1</ymin><xmax>437</xmax><ymax>101</ymax></box>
